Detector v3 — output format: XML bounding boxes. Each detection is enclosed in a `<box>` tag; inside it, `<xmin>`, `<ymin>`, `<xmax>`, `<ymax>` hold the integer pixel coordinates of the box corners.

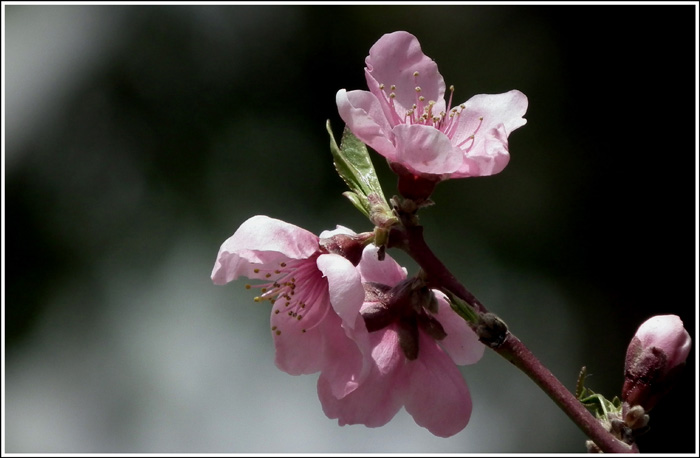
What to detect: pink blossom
<box><xmin>337</xmin><ymin>31</ymin><xmax>528</xmax><ymax>180</ymax></box>
<box><xmin>622</xmin><ymin>314</ymin><xmax>692</xmax><ymax>411</ymax></box>
<box><xmin>211</xmin><ymin>215</ymin><xmax>368</xmax><ymax>398</ymax></box>
<box><xmin>318</xmin><ymin>245</ymin><xmax>485</xmax><ymax>437</ymax></box>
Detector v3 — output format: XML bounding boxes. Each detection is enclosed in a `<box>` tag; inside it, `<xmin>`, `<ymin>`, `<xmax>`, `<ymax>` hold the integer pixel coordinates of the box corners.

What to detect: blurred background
<box><xmin>4</xmin><ymin>4</ymin><xmax>697</xmax><ymax>453</ymax></box>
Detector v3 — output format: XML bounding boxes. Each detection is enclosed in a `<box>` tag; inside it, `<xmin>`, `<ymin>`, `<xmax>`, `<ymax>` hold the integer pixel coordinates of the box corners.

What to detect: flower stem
<box><xmin>494</xmin><ymin>334</ymin><xmax>637</xmax><ymax>453</ymax></box>
<box><xmin>389</xmin><ymin>224</ymin><xmax>636</xmax><ymax>453</ymax></box>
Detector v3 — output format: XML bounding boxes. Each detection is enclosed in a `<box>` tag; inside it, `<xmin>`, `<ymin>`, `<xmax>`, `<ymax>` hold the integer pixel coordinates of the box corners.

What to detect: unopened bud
<box><xmin>476</xmin><ymin>313</ymin><xmax>508</xmax><ymax>348</ymax></box>
<box><xmin>622</xmin><ymin>314</ymin><xmax>691</xmax><ymax>411</ymax></box>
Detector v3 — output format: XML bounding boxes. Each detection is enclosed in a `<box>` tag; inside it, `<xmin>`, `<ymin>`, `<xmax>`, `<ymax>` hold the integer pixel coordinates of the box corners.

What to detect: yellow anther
<box><xmin>253</xmin><ymin>268</ymin><xmax>260</xmax><ymax>273</ymax></box>
<box><xmin>415</xmin><ymin>86</ymin><xmax>421</xmax><ymax>92</ymax></box>
<box><xmin>390</xmin><ymin>85</ymin><xmax>396</xmax><ymax>90</ymax></box>
<box><xmin>245</xmin><ymin>284</ymin><xmax>251</xmax><ymax>289</ymax></box>
<box><xmin>275</xmin><ymin>330</ymin><xmax>281</xmax><ymax>336</ymax></box>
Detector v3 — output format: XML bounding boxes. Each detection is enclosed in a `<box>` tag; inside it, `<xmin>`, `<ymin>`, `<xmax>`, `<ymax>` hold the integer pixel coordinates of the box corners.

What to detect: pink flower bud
<box><xmin>622</xmin><ymin>314</ymin><xmax>691</xmax><ymax>411</ymax></box>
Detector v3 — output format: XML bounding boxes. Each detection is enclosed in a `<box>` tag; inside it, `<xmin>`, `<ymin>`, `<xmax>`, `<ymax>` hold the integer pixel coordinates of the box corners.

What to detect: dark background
<box><xmin>4</xmin><ymin>4</ymin><xmax>697</xmax><ymax>453</ymax></box>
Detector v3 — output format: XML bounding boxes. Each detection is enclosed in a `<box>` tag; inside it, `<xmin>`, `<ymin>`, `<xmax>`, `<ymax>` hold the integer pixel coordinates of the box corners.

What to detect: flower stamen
<box><xmin>244</xmin><ymin>256</ymin><xmax>330</xmax><ymax>335</ymax></box>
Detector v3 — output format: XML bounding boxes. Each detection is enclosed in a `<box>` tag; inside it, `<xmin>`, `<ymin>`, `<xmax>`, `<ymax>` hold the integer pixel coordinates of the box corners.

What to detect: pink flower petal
<box><xmin>450</xmin><ymin>123</ymin><xmax>512</xmax><ymax>178</ymax></box>
<box><xmin>319</xmin><ymin>224</ymin><xmax>357</xmax><ymax>239</ymax></box>
<box><xmin>393</xmin><ymin>124</ymin><xmax>463</xmax><ymax>175</ymax></box>
<box><xmin>211</xmin><ymin>215</ymin><xmax>319</xmax><ymax>285</ymax></box>
<box><xmin>269</xmin><ymin>268</ymin><xmax>330</xmax><ymax>375</ymax></box>
<box><xmin>315</xmin><ymin>312</ymin><xmax>368</xmax><ymax>399</ymax></box>
<box><xmin>336</xmin><ymin>89</ymin><xmax>397</xmax><ymax>162</ymax></box>
<box><xmin>431</xmin><ymin>292</ymin><xmax>485</xmax><ymax>365</ymax></box>
<box><xmin>271</xmin><ymin>313</ymin><xmax>326</xmax><ymax>375</ymax></box>
<box><xmin>402</xmin><ymin>332</ymin><xmax>473</xmax><ymax>437</ymax></box>
<box><xmin>357</xmin><ymin>245</ymin><xmax>407</xmax><ymax>285</ymax></box>
<box><xmin>317</xmin><ymin>328</ymin><xmax>405</xmax><ymax>427</ymax></box>
<box><xmin>450</xmin><ymin>90</ymin><xmax>528</xmax><ymax>152</ymax></box>
<box><xmin>317</xmin><ymin>253</ymin><xmax>365</xmax><ymax>330</ymax></box>
<box><xmin>365</xmin><ymin>31</ymin><xmax>446</xmax><ymax>119</ymax></box>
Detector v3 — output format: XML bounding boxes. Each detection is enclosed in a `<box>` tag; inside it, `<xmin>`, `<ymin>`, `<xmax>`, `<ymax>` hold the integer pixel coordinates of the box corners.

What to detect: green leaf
<box><xmin>327</xmin><ymin>120</ymin><xmax>386</xmax><ymax>199</ymax></box>
<box><xmin>326</xmin><ymin>120</ymin><xmax>397</xmax><ymax>227</ymax></box>
<box><xmin>342</xmin><ymin>191</ymin><xmax>370</xmax><ymax>218</ymax></box>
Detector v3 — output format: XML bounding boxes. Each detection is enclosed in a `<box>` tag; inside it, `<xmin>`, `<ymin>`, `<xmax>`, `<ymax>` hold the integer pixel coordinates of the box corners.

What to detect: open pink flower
<box><xmin>337</xmin><ymin>31</ymin><xmax>528</xmax><ymax>180</ymax></box>
<box><xmin>211</xmin><ymin>215</ymin><xmax>369</xmax><ymax>398</ymax></box>
<box><xmin>318</xmin><ymin>245</ymin><xmax>485</xmax><ymax>437</ymax></box>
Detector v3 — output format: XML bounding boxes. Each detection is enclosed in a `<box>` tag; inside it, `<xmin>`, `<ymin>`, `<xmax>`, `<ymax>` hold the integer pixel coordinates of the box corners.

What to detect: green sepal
<box><xmin>326</xmin><ymin>120</ymin><xmax>397</xmax><ymax>227</ymax></box>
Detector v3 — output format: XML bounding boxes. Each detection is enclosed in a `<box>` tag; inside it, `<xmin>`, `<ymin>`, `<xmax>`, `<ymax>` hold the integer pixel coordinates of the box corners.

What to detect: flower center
<box><xmin>377</xmin><ymin>71</ymin><xmax>484</xmax><ymax>152</ymax></box>
<box><xmin>246</xmin><ymin>255</ymin><xmax>331</xmax><ymax>335</ymax></box>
